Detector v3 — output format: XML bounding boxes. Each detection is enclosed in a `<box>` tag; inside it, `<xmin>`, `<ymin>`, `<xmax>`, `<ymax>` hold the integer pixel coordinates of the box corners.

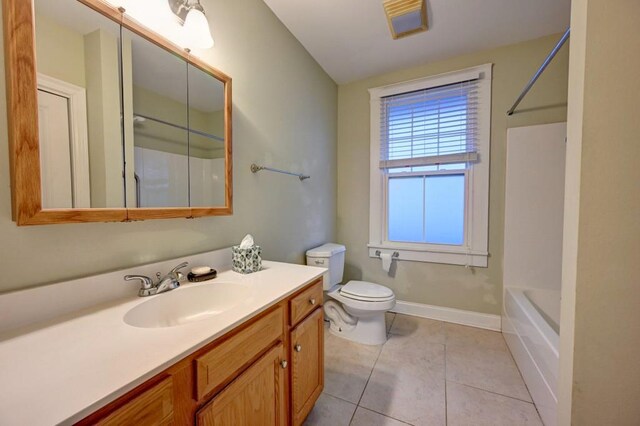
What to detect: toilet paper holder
<box><xmin>375</xmin><ymin>250</ymin><xmax>399</xmax><ymax>258</ymax></box>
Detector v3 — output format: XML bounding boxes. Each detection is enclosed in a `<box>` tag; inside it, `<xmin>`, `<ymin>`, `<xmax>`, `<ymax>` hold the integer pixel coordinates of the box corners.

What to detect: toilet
<box><xmin>306</xmin><ymin>243</ymin><xmax>395</xmax><ymax>345</ymax></box>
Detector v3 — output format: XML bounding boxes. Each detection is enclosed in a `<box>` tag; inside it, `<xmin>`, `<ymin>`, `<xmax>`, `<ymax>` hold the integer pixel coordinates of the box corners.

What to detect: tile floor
<box><xmin>304</xmin><ymin>313</ymin><xmax>543</xmax><ymax>426</ymax></box>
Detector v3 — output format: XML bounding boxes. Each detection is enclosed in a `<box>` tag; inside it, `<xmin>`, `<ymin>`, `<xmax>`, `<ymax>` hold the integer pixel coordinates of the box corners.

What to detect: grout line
<box><xmin>500</xmin><ymin>334</ymin><xmax>544</xmax><ymax>421</ymax></box>
<box><xmin>321</xmin><ymin>390</ymin><xmax>359</xmax><ymax>406</ymax></box>
<box><xmin>446</xmin><ymin>380</ymin><xmax>536</xmax><ymax>404</ymax></box>
<box><xmin>386</xmin><ymin>312</ymin><xmax>397</xmax><ymax>336</ymax></box>
<box><xmin>351</xmin><ymin>314</ymin><xmax>417</xmax><ymax>426</ymax></box>
<box><xmin>325</xmin><ymin>315</ymin><xmax>541</xmax><ymax>426</ymax></box>
<box><xmin>444</xmin><ymin>343</ymin><xmax>448</xmax><ymax>425</ymax></box>
<box><xmin>499</xmin><ymin>332</ymin><xmax>544</xmax><ymax>422</ymax></box>
<box><xmin>501</xmin><ymin>333</ymin><xmax>538</xmax><ymax>404</ymax></box>
<box><xmin>351</xmin><ymin>406</ymin><xmax>415</xmax><ymax>425</ymax></box>
<box><xmin>389</xmin><ymin>312</ymin><xmax>397</xmax><ymax>327</ymax></box>
<box><xmin>349</xmin><ymin>327</ymin><xmax>387</xmax><ymax>425</ymax></box>
<box><xmin>444</xmin><ymin>320</ymin><xmax>450</xmax><ymax>425</ymax></box>
<box><xmin>353</xmin><ymin>348</ymin><xmax>383</xmax><ymax>409</ymax></box>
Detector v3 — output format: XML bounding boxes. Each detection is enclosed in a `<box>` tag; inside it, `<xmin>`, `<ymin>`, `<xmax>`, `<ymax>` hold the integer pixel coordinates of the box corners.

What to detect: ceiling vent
<box><xmin>383</xmin><ymin>0</ymin><xmax>428</xmax><ymax>40</ymax></box>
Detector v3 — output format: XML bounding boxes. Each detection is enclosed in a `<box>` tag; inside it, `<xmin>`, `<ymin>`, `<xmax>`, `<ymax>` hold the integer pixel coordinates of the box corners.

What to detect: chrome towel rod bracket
<box><xmin>250</xmin><ymin>163</ymin><xmax>310</xmax><ymax>181</ymax></box>
<box><xmin>375</xmin><ymin>250</ymin><xmax>399</xmax><ymax>258</ymax></box>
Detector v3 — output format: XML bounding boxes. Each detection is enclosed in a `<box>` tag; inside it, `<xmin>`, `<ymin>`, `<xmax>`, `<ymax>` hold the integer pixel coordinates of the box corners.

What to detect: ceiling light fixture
<box><xmin>168</xmin><ymin>0</ymin><xmax>214</xmax><ymax>49</ymax></box>
<box><xmin>383</xmin><ymin>0</ymin><xmax>428</xmax><ymax>40</ymax></box>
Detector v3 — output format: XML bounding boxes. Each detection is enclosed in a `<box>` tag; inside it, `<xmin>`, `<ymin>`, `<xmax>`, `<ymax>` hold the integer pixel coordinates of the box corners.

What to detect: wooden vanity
<box><xmin>75</xmin><ymin>278</ymin><xmax>324</xmax><ymax>426</ymax></box>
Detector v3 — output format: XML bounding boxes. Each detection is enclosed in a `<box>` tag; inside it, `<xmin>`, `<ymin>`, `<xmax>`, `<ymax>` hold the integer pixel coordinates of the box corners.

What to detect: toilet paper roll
<box><xmin>380</xmin><ymin>253</ymin><xmax>392</xmax><ymax>272</ymax></box>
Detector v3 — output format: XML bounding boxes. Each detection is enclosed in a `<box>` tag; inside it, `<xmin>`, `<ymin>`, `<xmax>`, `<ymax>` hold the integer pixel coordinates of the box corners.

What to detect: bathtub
<box><xmin>503</xmin><ymin>287</ymin><xmax>560</xmax><ymax>426</ymax></box>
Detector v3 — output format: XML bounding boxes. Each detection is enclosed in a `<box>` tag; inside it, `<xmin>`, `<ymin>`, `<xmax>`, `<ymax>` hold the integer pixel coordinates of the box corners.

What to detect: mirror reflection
<box><xmin>123</xmin><ymin>31</ymin><xmax>227</xmax><ymax>209</ymax></box>
<box><xmin>187</xmin><ymin>64</ymin><xmax>226</xmax><ymax>207</ymax></box>
<box><xmin>123</xmin><ymin>28</ymin><xmax>189</xmax><ymax>208</ymax></box>
<box><xmin>32</xmin><ymin>0</ymin><xmax>229</xmax><ymax>213</ymax></box>
<box><xmin>34</xmin><ymin>0</ymin><xmax>124</xmax><ymax>209</ymax></box>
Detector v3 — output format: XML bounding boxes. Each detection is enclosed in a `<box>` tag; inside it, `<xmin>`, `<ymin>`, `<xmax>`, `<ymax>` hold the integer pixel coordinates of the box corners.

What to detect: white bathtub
<box><xmin>503</xmin><ymin>287</ymin><xmax>560</xmax><ymax>426</ymax></box>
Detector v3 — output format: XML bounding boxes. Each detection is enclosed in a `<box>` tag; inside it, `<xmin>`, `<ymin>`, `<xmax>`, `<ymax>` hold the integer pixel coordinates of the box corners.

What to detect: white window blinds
<box><xmin>379</xmin><ymin>79</ymin><xmax>479</xmax><ymax>169</ymax></box>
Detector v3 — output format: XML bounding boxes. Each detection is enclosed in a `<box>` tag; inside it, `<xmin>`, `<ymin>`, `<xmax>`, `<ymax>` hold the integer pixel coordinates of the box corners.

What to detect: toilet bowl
<box><xmin>306</xmin><ymin>244</ymin><xmax>395</xmax><ymax>345</ymax></box>
<box><xmin>326</xmin><ymin>280</ymin><xmax>395</xmax><ymax>345</ymax></box>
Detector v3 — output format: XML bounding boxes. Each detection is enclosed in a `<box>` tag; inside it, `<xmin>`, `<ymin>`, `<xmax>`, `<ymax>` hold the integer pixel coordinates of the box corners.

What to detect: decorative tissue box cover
<box><xmin>232</xmin><ymin>245</ymin><xmax>262</xmax><ymax>274</ymax></box>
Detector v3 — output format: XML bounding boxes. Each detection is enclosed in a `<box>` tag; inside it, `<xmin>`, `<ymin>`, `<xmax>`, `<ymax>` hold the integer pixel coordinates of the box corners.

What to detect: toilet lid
<box><xmin>340</xmin><ymin>281</ymin><xmax>395</xmax><ymax>301</ymax></box>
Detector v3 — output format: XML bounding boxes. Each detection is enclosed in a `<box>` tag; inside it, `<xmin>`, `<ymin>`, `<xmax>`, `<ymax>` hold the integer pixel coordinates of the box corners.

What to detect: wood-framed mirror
<box><xmin>3</xmin><ymin>0</ymin><xmax>232</xmax><ymax>225</ymax></box>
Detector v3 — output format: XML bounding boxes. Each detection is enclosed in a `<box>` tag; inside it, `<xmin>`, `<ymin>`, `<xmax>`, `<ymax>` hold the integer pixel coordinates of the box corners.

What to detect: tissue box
<box><xmin>232</xmin><ymin>245</ymin><xmax>262</xmax><ymax>274</ymax></box>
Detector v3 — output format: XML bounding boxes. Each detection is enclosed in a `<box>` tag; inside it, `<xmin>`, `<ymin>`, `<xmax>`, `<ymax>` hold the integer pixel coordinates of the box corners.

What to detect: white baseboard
<box><xmin>391</xmin><ymin>300</ymin><xmax>502</xmax><ymax>331</ymax></box>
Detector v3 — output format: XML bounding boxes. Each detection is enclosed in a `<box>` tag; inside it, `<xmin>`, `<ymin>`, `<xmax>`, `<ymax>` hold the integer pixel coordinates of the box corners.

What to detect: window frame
<box><xmin>368</xmin><ymin>64</ymin><xmax>492</xmax><ymax>267</ymax></box>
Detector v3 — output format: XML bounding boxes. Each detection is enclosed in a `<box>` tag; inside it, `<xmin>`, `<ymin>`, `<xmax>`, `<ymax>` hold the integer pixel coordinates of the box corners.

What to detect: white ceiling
<box><xmin>263</xmin><ymin>0</ymin><xmax>571</xmax><ymax>84</ymax></box>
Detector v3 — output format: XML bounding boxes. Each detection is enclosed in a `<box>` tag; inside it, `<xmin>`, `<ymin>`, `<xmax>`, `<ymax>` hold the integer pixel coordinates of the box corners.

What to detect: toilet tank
<box><xmin>306</xmin><ymin>243</ymin><xmax>346</xmax><ymax>290</ymax></box>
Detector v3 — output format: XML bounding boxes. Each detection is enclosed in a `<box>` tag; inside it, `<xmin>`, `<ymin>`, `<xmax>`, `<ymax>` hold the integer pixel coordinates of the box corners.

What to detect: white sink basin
<box><xmin>124</xmin><ymin>282</ymin><xmax>251</xmax><ymax>328</ymax></box>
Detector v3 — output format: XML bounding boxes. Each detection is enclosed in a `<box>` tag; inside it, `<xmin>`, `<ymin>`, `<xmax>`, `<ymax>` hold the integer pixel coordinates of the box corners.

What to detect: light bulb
<box><xmin>183</xmin><ymin>7</ymin><xmax>214</xmax><ymax>49</ymax></box>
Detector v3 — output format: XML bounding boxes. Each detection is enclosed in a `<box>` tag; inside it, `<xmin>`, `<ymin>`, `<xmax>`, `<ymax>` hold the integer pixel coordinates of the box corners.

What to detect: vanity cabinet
<box><xmin>196</xmin><ymin>344</ymin><xmax>287</xmax><ymax>425</ymax></box>
<box><xmin>194</xmin><ymin>307</ymin><xmax>284</xmax><ymax>400</ymax></box>
<box><xmin>96</xmin><ymin>377</ymin><xmax>175</xmax><ymax>426</ymax></box>
<box><xmin>290</xmin><ymin>308</ymin><xmax>324</xmax><ymax>426</ymax></box>
<box><xmin>289</xmin><ymin>280</ymin><xmax>323</xmax><ymax>326</ymax></box>
<box><xmin>76</xmin><ymin>278</ymin><xmax>323</xmax><ymax>426</ymax></box>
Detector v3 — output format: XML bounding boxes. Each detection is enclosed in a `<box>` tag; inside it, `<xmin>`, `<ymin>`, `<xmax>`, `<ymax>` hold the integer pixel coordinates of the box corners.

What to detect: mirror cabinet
<box><xmin>3</xmin><ymin>0</ymin><xmax>232</xmax><ymax>225</ymax></box>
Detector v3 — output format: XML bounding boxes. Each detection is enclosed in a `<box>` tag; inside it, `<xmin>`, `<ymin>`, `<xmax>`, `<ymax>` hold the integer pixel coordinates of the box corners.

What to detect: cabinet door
<box><xmin>291</xmin><ymin>308</ymin><xmax>324</xmax><ymax>426</ymax></box>
<box><xmin>196</xmin><ymin>343</ymin><xmax>287</xmax><ymax>426</ymax></box>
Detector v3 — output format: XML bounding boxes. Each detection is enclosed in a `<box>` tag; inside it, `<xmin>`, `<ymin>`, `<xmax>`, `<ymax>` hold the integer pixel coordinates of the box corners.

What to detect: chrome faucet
<box><xmin>125</xmin><ymin>262</ymin><xmax>189</xmax><ymax>297</ymax></box>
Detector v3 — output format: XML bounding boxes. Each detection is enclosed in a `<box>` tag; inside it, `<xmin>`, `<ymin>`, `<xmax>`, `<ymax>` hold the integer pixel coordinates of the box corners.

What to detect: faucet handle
<box><xmin>170</xmin><ymin>262</ymin><xmax>189</xmax><ymax>279</ymax></box>
<box><xmin>170</xmin><ymin>262</ymin><xmax>189</xmax><ymax>274</ymax></box>
<box><xmin>124</xmin><ymin>274</ymin><xmax>154</xmax><ymax>290</ymax></box>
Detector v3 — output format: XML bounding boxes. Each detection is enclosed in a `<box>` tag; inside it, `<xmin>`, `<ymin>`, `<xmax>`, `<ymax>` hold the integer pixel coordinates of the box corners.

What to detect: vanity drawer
<box><xmin>290</xmin><ymin>279</ymin><xmax>323</xmax><ymax>326</ymax></box>
<box><xmin>95</xmin><ymin>376</ymin><xmax>174</xmax><ymax>425</ymax></box>
<box><xmin>195</xmin><ymin>306</ymin><xmax>284</xmax><ymax>400</ymax></box>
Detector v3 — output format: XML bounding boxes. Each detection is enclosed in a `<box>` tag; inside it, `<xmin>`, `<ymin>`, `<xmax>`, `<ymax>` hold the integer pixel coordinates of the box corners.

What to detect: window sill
<box><xmin>367</xmin><ymin>243</ymin><xmax>488</xmax><ymax>267</ymax></box>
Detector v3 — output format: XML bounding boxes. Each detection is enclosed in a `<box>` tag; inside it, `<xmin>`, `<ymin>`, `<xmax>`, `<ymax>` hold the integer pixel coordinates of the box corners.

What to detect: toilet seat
<box><xmin>339</xmin><ymin>280</ymin><xmax>395</xmax><ymax>302</ymax></box>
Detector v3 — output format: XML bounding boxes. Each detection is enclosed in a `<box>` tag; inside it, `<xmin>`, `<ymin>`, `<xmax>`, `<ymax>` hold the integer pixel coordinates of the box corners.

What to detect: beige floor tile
<box><xmin>360</xmin><ymin>334</ymin><xmax>446</xmax><ymax>425</ymax></box>
<box><xmin>445</xmin><ymin>323</ymin><xmax>507</xmax><ymax>351</ymax></box>
<box><xmin>389</xmin><ymin>314</ymin><xmax>445</xmax><ymax>344</ymax></box>
<box><xmin>350</xmin><ymin>407</ymin><xmax>409</xmax><ymax>426</ymax></box>
<box><xmin>318</xmin><ymin>314</ymin><xmax>539</xmax><ymax>426</ymax></box>
<box><xmin>324</xmin><ymin>327</ymin><xmax>383</xmax><ymax>403</ymax></box>
<box><xmin>304</xmin><ymin>393</ymin><xmax>357</xmax><ymax>426</ymax></box>
<box><xmin>385</xmin><ymin>312</ymin><xmax>396</xmax><ymax>332</ymax></box>
<box><xmin>446</xmin><ymin>343</ymin><xmax>532</xmax><ymax>402</ymax></box>
<box><xmin>447</xmin><ymin>382</ymin><xmax>542</xmax><ymax>426</ymax></box>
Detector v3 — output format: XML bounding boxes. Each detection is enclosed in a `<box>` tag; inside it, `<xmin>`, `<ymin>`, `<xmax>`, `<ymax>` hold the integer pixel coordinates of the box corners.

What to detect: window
<box><xmin>368</xmin><ymin>64</ymin><xmax>492</xmax><ymax>267</ymax></box>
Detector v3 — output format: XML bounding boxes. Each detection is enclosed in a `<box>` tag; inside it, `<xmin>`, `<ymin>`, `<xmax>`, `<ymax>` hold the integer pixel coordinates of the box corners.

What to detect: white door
<box><xmin>38</xmin><ymin>89</ymin><xmax>73</xmax><ymax>209</ymax></box>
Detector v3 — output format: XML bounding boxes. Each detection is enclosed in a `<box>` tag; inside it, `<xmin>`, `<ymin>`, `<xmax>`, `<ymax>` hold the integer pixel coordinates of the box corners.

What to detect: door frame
<box><xmin>37</xmin><ymin>73</ymin><xmax>91</xmax><ymax>208</ymax></box>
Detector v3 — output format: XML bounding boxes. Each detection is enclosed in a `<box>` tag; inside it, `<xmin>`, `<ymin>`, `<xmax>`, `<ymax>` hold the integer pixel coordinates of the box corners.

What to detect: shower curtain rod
<box><xmin>507</xmin><ymin>27</ymin><xmax>570</xmax><ymax>116</ymax></box>
<box><xmin>133</xmin><ymin>113</ymin><xmax>225</xmax><ymax>142</ymax></box>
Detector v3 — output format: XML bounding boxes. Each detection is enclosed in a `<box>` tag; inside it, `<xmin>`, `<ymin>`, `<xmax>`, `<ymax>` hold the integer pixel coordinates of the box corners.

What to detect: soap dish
<box><xmin>187</xmin><ymin>269</ymin><xmax>217</xmax><ymax>282</ymax></box>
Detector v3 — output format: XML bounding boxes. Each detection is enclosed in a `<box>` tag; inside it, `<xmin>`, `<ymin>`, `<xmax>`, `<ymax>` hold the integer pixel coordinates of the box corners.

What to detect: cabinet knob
<box><xmin>294</xmin><ymin>344</ymin><xmax>302</xmax><ymax>352</ymax></box>
<box><xmin>309</xmin><ymin>298</ymin><xmax>316</xmax><ymax>305</ymax></box>
<box><xmin>280</xmin><ymin>360</ymin><xmax>288</xmax><ymax>369</ymax></box>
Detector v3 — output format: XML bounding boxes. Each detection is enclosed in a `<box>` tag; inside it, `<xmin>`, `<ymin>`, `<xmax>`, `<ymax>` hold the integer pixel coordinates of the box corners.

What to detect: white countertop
<box><xmin>0</xmin><ymin>261</ymin><xmax>325</xmax><ymax>425</ymax></box>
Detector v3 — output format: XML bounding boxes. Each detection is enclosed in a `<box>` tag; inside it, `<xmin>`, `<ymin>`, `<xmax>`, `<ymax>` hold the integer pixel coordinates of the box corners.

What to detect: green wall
<box><xmin>336</xmin><ymin>34</ymin><xmax>569</xmax><ymax>315</ymax></box>
<box><xmin>0</xmin><ymin>0</ymin><xmax>337</xmax><ymax>293</ymax></box>
<box><xmin>34</xmin><ymin>13</ymin><xmax>86</xmax><ymax>88</ymax></box>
